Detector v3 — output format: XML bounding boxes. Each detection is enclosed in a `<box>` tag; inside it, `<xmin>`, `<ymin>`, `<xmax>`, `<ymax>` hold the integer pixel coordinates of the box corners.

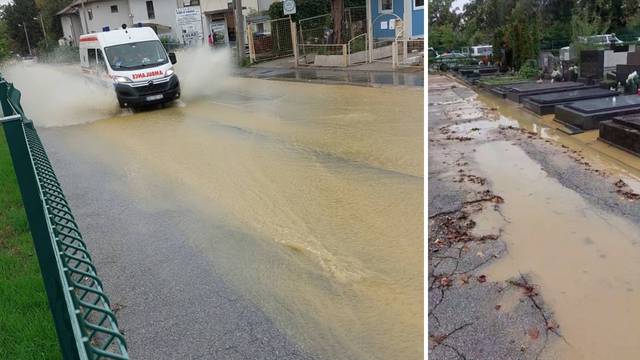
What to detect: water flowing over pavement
<box><xmin>7</xmin><ymin>62</ymin><xmax>423</xmax><ymax>360</ymax></box>
<box><xmin>429</xmin><ymin>75</ymin><xmax>640</xmax><ymax>359</ymax></box>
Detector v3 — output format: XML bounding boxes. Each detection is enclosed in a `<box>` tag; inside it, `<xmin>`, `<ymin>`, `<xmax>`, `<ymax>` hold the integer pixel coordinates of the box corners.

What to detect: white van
<box><xmin>80</xmin><ymin>27</ymin><xmax>180</xmax><ymax>108</ymax></box>
<box><xmin>470</xmin><ymin>45</ymin><xmax>492</xmax><ymax>57</ymax></box>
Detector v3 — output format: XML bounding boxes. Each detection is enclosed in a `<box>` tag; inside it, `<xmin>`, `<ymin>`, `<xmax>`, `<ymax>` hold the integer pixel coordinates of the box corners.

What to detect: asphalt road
<box><xmin>40</xmin><ymin>125</ymin><xmax>315</xmax><ymax>360</ymax></box>
<box><xmin>32</xmin><ymin>73</ymin><xmax>423</xmax><ymax>360</ymax></box>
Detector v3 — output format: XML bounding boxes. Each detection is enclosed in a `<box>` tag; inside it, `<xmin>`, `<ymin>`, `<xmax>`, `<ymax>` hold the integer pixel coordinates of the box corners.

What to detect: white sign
<box><xmin>176</xmin><ymin>7</ymin><xmax>203</xmax><ymax>46</ymax></box>
<box><xmin>389</xmin><ymin>19</ymin><xmax>395</xmax><ymax>30</ymax></box>
<box><xmin>283</xmin><ymin>0</ymin><xmax>297</xmax><ymax>15</ymax></box>
<box><xmin>380</xmin><ymin>21</ymin><xmax>388</xmax><ymax>30</ymax></box>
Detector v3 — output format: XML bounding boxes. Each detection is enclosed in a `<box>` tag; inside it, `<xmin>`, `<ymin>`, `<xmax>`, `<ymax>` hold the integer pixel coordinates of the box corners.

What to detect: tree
<box><xmin>35</xmin><ymin>0</ymin><xmax>74</xmax><ymax>44</ymax></box>
<box><xmin>0</xmin><ymin>20</ymin><xmax>12</xmax><ymax>60</ymax></box>
<box><xmin>330</xmin><ymin>0</ymin><xmax>344</xmax><ymax>43</ymax></box>
<box><xmin>1</xmin><ymin>0</ymin><xmax>42</xmax><ymax>55</ymax></box>
<box><xmin>571</xmin><ymin>0</ymin><xmax>612</xmax><ymax>40</ymax></box>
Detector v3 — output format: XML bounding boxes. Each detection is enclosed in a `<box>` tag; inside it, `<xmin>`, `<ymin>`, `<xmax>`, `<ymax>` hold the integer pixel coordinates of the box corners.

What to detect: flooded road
<box><xmin>25</xmin><ymin>69</ymin><xmax>423</xmax><ymax>359</ymax></box>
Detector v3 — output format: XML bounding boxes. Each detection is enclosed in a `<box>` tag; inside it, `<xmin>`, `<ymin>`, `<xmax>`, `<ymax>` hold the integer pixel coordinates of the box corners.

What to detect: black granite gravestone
<box><xmin>599</xmin><ymin>115</ymin><xmax>640</xmax><ymax>156</ymax></box>
<box><xmin>580</xmin><ymin>50</ymin><xmax>604</xmax><ymax>80</ymax></box>
<box><xmin>522</xmin><ymin>88</ymin><xmax>617</xmax><ymax>115</ymax></box>
<box><xmin>555</xmin><ymin>95</ymin><xmax>640</xmax><ymax>130</ymax></box>
<box><xmin>504</xmin><ymin>81</ymin><xmax>587</xmax><ymax>103</ymax></box>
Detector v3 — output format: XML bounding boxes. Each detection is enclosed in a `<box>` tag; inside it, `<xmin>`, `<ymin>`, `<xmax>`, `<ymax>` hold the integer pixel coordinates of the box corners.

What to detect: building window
<box><xmin>379</xmin><ymin>0</ymin><xmax>393</xmax><ymax>12</ymax></box>
<box><xmin>88</xmin><ymin>9</ymin><xmax>93</xmax><ymax>21</ymax></box>
<box><xmin>414</xmin><ymin>0</ymin><xmax>424</xmax><ymax>9</ymax></box>
<box><xmin>146</xmin><ymin>1</ymin><xmax>155</xmax><ymax>20</ymax></box>
<box><xmin>111</xmin><ymin>5</ymin><xmax>119</xmax><ymax>13</ymax></box>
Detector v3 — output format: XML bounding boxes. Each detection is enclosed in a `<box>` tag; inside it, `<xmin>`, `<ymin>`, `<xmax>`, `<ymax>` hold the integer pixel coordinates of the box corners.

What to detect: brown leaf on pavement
<box><xmin>527</xmin><ymin>327</ymin><xmax>540</xmax><ymax>340</ymax></box>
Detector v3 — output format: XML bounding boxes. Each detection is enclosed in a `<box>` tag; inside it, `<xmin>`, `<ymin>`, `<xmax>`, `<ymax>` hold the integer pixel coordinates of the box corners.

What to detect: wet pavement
<box><xmin>236</xmin><ymin>67</ymin><xmax>424</xmax><ymax>88</ymax></box>
<box><xmin>428</xmin><ymin>75</ymin><xmax>640</xmax><ymax>359</ymax></box>
<box><xmin>25</xmin><ymin>73</ymin><xmax>424</xmax><ymax>360</ymax></box>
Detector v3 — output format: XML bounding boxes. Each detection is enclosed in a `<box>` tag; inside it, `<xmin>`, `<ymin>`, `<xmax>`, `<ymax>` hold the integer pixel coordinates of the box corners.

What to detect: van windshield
<box><xmin>105</xmin><ymin>40</ymin><xmax>168</xmax><ymax>71</ymax></box>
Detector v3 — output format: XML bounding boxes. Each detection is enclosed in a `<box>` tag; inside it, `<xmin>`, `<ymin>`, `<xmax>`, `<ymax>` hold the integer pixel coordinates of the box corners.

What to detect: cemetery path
<box><xmin>428</xmin><ymin>74</ymin><xmax>640</xmax><ymax>360</ymax></box>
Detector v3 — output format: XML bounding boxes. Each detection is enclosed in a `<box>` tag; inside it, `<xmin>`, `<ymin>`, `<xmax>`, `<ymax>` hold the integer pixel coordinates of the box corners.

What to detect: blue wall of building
<box><xmin>369</xmin><ymin>0</ymin><xmax>424</xmax><ymax>38</ymax></box>
<box><xmin>370</xmin><ymin>0</ymin><xmax>404</xmax><ymax>39</ymax></box>
<box><xmin>412</xmin><ymin>5</ymin><xmax>424</xmax><ymax>37</ymax></box>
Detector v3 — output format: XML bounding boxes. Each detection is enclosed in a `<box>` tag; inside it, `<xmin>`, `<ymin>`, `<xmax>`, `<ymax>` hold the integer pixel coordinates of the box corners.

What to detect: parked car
<box><xmin>577</xmin><ymin>34</ymin><xmax>623</xmax><ymax>46</ymax></box>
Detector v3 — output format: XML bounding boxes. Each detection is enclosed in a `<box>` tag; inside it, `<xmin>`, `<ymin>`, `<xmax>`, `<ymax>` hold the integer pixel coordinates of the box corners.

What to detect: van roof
<box><xmin>79</xmin><ymin>27</ymin><xmax>159</xmax><ymax>48</ymax></box>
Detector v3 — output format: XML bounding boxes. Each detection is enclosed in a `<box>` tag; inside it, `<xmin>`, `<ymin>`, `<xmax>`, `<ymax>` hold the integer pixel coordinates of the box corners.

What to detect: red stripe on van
<box><xmin>80</xmin><ymin>36</ymin><xmax>98</xmax><ymax>42</ymax></box>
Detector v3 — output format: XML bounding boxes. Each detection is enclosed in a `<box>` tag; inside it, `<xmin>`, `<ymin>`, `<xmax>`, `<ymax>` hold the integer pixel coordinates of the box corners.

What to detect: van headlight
<box><xmin>165</xmin><ymin>68</ymin><xmax>174</xmax><ymax>77</ymax></box>
<box><xmin>114</xmin><ymin>76</ymin><xmax>132</xmax><ymax>83</ymax></box>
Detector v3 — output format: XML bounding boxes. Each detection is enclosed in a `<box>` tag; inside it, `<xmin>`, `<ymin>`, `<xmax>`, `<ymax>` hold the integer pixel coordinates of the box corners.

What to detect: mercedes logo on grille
<box><xmin>147</xmin><ymin>80</ymin><xmax>154</xmax><ymax>85</ymax></box>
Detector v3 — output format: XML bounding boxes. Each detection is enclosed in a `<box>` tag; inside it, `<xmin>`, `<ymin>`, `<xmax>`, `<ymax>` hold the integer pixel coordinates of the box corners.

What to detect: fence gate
<box><xmin>247</xmin><ymin>17</ymin><xmax>295</xmax><ymax>63</ymax></box>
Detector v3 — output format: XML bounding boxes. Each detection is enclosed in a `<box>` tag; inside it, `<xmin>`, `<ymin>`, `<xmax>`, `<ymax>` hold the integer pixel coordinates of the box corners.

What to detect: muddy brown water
<box><xmin>39</xmin><ymin>77</ymin><xmax>424</xmax><ymax>360</ymax></box>
<box><xmin>451</xmin><ymin>84</ymin><xmax>640</xmax><ymax>359</ymax></box>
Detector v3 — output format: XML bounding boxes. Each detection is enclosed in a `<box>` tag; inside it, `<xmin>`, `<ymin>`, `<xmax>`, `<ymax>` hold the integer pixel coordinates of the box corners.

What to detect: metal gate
<box><xmin>247</xmin><ymin>17</ymin><xmax>295</xmax><ymax>63</ymax></box>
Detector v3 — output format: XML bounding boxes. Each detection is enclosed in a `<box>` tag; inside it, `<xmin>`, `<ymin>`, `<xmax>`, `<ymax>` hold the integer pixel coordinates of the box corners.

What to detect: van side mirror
<box><xmin>169</xmin><ymin>52</ymin><xmax>177</xmax><ymax>64</ymax></box>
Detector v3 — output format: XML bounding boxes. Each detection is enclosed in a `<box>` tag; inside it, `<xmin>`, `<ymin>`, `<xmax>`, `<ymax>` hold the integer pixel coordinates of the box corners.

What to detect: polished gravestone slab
<box><xmin>504</xmin><ymin>81</ymin><xmax>587</xmax><ymax>103</ymax></box>
<box><xmin>555</xmin><ymin>95</ymin><xmax>640</xmax><ymax>130</ymax></box>
<box><xmin>522</xmin><ymin>88</ymin><xmax>617</xmax><ymax>115</ymax></box>
<box><xmin>487</xmin><ymin>81</ymin><xmax>535</xmax><ymax>98</ymax></box>
<box><xmin>599</xmin><ymin>115</ymin><xmax>640</xmax><ymax>156</ymax></box>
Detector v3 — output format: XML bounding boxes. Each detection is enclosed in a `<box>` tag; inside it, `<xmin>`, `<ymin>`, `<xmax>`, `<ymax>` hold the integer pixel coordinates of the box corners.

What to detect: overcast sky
<box><xmin>0</xmin><ymin>0</ymin><xmax>11</xmax><ymax>5</ymax></box>
<box><xmin>451</xmin><ymin>0</ymin><xmax>471</xmax><ymax>13</ymax></box>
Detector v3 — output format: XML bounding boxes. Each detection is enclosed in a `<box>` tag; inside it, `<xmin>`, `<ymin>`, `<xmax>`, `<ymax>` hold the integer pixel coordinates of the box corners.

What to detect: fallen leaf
<box><xmin>478</xmin><ymin>275</ymin><xmax>487</xmax><ymax>283</ymax></box>
<box><xmin>495</xmin><ymin>304</ymin><xmax>501</xmax><ymax>311</ymax></box>
<box><xmin>527</xmin><ymin>327</ymin><xmax>540</xmax><ymax>340</ymax></box>
<box><xmin>459</xmin><ymin>274</ymin><xmax>470</xmax><ymax>284</ymax></box>
<box><xmin>547</xmin><ymin>320</ymin><xmax>559</xmax><ymax>330</ymax></box>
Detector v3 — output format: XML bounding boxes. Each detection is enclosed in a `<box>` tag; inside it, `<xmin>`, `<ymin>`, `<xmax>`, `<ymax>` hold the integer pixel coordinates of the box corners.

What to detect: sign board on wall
<box><xmin>176</xmin><ymin>7</ymin><xmax>203</xmax><ymax>46</ymax></box>
<box><xmin>283</xmin><ymin>0</ymin><xmax>297</xmax><ymax>15</ymax></box>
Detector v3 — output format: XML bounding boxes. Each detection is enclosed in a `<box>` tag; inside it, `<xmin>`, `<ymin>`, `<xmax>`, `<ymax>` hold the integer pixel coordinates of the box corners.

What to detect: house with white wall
<box><xmin>58</xmin><ymin>0</ymin><xmax>203</xmax><ymax>46</ymax></box>
<box><xmin>199</xmin><ymin>0</ymin><xmax>274</xmax><ymax>46</ymax></box>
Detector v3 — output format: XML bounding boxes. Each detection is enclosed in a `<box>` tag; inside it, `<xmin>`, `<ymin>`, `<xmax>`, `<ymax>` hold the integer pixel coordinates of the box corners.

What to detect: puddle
<box><xmin>474</xmin><ymin>141</ymin><xmax>640</xmax><ymax>360</ymax></box>
<box><xmin>475</xmin><ymin>90</ymin><xmax>640</xmax><ymax>181</ymax></box>
<box><xmin>448</xmin><ymin>117</ymin><xmax>519</xmax><ymax>137</ymax></box>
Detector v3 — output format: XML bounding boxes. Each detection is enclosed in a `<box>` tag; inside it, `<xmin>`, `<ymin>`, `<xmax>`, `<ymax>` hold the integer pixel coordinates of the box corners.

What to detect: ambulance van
<box><xmin>79</xmin><ymin>27</ymin><xmax>180</xmax><ymax>108</ymax></box>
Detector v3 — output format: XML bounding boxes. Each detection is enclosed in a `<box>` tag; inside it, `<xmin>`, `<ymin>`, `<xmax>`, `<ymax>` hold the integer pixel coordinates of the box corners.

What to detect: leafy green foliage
<box><xmin>518</xmin><ymin>60</ymin><xmax>540</xmax><ymax>79</ymax></box>
<box><xmin>267</xmin><ymin>0</ymin><xmax>363</xmax><ymax>22</ymax></box>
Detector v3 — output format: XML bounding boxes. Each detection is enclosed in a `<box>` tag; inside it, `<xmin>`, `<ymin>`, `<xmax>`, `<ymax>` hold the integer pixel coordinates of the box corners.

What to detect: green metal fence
<box><xmin>0</xmin><ymin>76</ymin><xmax>128</xmax><ymax>360</ymax></box>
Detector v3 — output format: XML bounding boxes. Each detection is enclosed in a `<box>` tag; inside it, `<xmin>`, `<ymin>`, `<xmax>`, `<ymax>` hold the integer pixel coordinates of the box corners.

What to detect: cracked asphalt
<box><xmin>428</xmin><ymin>73</ymin><xmax>640</xmax><ymax>359</ymax></box>
<box><xmin>428</xmin><ymin>77</ymin><xmax>555</xmax><ymax>359</ymax></box>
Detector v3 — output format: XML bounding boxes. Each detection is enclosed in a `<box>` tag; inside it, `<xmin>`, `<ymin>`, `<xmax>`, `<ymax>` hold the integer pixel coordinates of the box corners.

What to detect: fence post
<box><xmin>290</xmin><ymin>20</ymin><xmax>298</xmax><ymax>67</ymax></box>
<box><xmin>0</xmin><ymin>114</ymin><xmax>82</xmax><ymax>360</ymax></box>
<box><xmin>392</xmin><ymin>40</ymin><xmax>398</xmax><ymax>69</ymax></box>
<box><xmin>343</xmin><ymin>44</ymin><xmax>348</xmax><ymax>67</ymax></box>
<box><xmin>247</xmin><ymin>23</ymin><xmax>256</xmax><ymax>64</ymax></box>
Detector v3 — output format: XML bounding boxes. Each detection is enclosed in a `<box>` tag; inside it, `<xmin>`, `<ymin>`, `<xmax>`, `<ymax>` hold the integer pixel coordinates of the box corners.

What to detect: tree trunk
<box><xmin>331</xmin><ymin>0</ymin><xmax>344</xmax><ymax>44</ymax></box>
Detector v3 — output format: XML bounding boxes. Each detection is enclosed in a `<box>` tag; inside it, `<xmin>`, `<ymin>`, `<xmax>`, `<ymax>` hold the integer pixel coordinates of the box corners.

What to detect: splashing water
<box><xmin>173</xmin><ymin>46</ymin><xmax>232</xmax><ymax>101</ymax></box>
<box><xmin>1</xmin><ymin>62</ymin><xmax>119</xmax><ymax>127</ymax></box>
<box><xmin>0</xmin><ymin>46</ymin><xmax>232</xmax><ymax>127</ymax></box>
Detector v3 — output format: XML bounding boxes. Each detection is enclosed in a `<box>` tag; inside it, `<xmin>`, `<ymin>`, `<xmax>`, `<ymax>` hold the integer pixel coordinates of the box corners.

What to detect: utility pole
<box><xmin>35</xmin><ymin>15</ymin><xmax>48</xmax><ymax>48</ymax></box>
<box><xmin>80</xmin><ymin>0</ymin><xmax>89</xmax><ymax>33</ymax></box>
<box><xmin>234</xmin><ymin>0</ymin><xmax>245</xmax><ymax>65</ymax></box>
<box><xmin>20</xmin><ymin>22</ymin><xmax>32</xmax><ymax>56</ymax></box>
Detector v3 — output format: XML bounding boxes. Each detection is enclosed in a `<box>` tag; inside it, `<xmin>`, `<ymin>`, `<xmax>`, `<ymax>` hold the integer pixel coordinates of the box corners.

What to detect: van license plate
<box><xmin>146</xmin><ymin>94</ymin><xmax>163</xmax><ymax>101</ymax></box>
